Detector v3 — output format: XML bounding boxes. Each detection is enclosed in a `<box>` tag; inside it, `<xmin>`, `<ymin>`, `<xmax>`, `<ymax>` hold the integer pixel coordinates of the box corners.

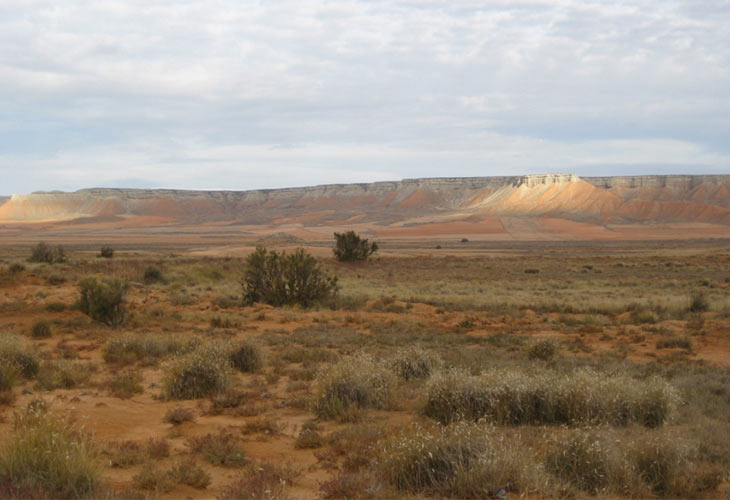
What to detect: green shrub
<box><xmin>77</xmin><ymin>276</ymin><xmax>128</xmax><ymax>326</ymax></box>
<box><xmin>423</xmin><ymin>368</ymin><xmax>678</xmax><ymax>427</ymax></box>
<box><xmin>31</xmin><ymin>319</ymin><xmax>52</xmax><ymax>339</ymax></box>
<box><xmin>229</xmin><ymin>339</ymin><xmax>264</xmax><ymax>373</ymax></box>
<box><xmin>143</xmin><ymin>266</ymin><xmax>164</xmax><ymax>284</ymax></box>
<box><xmin>28</xmin><ymin>242</ymin><xmax>66</xmax><ymax>264</ymax></box>
<box><xmin>0</xmin><ymin>399</ymin><xmax>99</xmax><ymax>498</ymax></box>
<box><xmin>333</xmin><ymin>231</ymin><xmax>378</xmax><ymax>262</ymax></box>
<box><xmin>162</xmin><ymin>343</ymin><xmax>232</xmax><ymax>399</ymax></box>
<box><xmin>312</xmin><ymin>353</ymin><xmax>396</xmax><ymax>420</ymax></box>
<box><xmin>389</xmin><ymin>346</ymin><xmax>441</xmax><ymax>381</ymax></box>
<box><xmin>102</xmin><ymin>333</ymin><xmax>200</xmax><ymax>365</ymax></box>
<box><xmin>98</xmin><ymin>246</ymin><xmax>114</xmax><ymax>259</ymax></box>
<box><xmin>241</xmin><ymin>246</ymin><xmax>338</xmax><ymax>307</ymax></box>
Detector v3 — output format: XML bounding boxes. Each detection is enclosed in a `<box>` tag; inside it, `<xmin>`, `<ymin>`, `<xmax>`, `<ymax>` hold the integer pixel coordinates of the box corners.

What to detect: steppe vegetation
<box><xmin>0</xmin><ymin>241</ymin><xmax>729</xmax><ymax>498</ymax></box>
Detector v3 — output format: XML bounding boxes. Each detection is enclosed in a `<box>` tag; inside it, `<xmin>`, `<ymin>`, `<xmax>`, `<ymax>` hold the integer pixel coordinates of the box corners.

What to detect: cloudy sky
<box><xmin>2</xmin><ymin>0</ymin><xmax>729</xmax><ymax>194</ymax></box>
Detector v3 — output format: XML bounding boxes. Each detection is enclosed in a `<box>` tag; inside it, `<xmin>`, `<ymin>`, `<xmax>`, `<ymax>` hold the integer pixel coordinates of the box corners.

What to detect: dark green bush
<box><xmin>98</xmin><ymin>246</ymin><xmax>114</xmax><ymax>259</ymax></box>
<box><xmin>77</xmin><ymin>277</ymin><xmax>128</xmax><ymax>326</ymax></box>
<box><xmin>8</xmin><ymin>263</ymin><xmax>25</xmax><ymax>274</ymax></box>
<box><xmin>28</xmin><ymin>242</ymin><xmax>66</xmax><ymax>264</ymax></box>
<box><xmin>241</xmin><ymin>246</ymin><xmax>338</xmax><ymax>307</ymax></box>
<box><xmin>333</xmin><ymin>231</ymin><xmax>378</xmax><ymax>262</ymax></box>
<box><xmin>143</xmin><ymin>266</ymin><xmax>164</xmax><ymax>284</ymax></box>
<box><xmin>31</xmin><ymin>319</ymin><xmax>52</xmax><ymax>339</ymax></box>
<box><xmin>527</xmin><ymin>339</ymin><xmax>557</xmax><ymax>361</ymax></box>
<box><xmin>689</xmin><ymin>291</ymin><xmax>710</xmax><ymax>312</ymax></box>
<box><xmin>229</xmin><ymin>340</ymin><xmax>264</xmax><ymax>373</ymax></box>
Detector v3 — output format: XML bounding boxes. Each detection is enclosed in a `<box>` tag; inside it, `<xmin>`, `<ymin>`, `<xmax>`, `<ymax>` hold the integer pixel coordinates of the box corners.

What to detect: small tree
<box><xmin>77</xmin><ymin>276</ymin><xmax>128</xmax><ymax>326</ymax></box>
<box><xmin>242</xmin><ymin>247</ymin><xmax>338</xmax><ymax>307</ymax></box>
<box><xmin>28</xmin><ymin>242</ymin><xmax>66</xmax><ymax>264</ymax></box>
<box><xmin>333</xmin><ymin>231</ymin><xmax>378</xmax><ymax>262</ymax></box>
<box><xmin>98</xmin><ymin>246</ymin><xmax>114</xmax><ymax>258</ymax></box>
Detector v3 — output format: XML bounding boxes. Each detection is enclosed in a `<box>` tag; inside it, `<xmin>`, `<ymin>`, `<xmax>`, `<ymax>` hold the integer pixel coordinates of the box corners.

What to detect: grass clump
<box><xmin>527</xmin><ymin>338</ymin><xmax>558</xmax><ymax>361</ymax></box>
<box><xmin>0</xmin><ymin>333</ymin><xmax>40</xmax><ymax>389</ymax></box>
<box><xmin>106</xmin><ymin>372</ymin><xmax>144</xmax><ymax>399</ymax></box>
<box><xmin>28</xmin><ymin>241</ymin><xmax>66</xmax><ymax>264</ymax></box>
<box><xmin>31</xmin><ymin>318</ymin><xmax>52</xmax><ymax>339</ymax></box>
<box><xmin>0</xmin><ymin>399</ymin><xmax>99</xmax><ymax>498</ymax></box>
<box><xmin>656</xmin><ymin>335</ymin><xmax>693</xmax><ymax>350</ymax></box>
<box><xmin>689</xmin><ymin>291</ymin><xmax>710</xmax><ymax>312</ymax></box>
<box><xmin>163</xmin><ymin>406</ymin><xmax>195</xmax><ymax>425</ymax></box>
<box><xmin>295</xmin><ymin>423</ymin><xmax>324</xmax><ymax>449</ymax></box>
<box><xmin>168</xmin><ymin>458</ymin><xmax>211</xmax><ymax>489</ymax></box>
<box><xmin>142</xmin><ymin>266</ymin><xmax>164</xmax><ymax>284</ymax></box>
<box><xmin>162</xmin><ymin>343</ymin><xmax>232</xmax><ymax>399</ymax></box>
<box><xmin>77</xmin><ymin>276</ymin><xmax>128</xmax><ymax>327</ymax></box>
<box><xmin>229</xmin><ymin>339</ymin><xmax>264</xmax><ymax>373</ymax></box>
<box><xmin>106</xmin><ymin>441</ymin><xmax>148</xmax><ymax>468</ymax></box>
<box><xmin>132</xmin><ymin>465</ymin><xmax>176</xmax><ymax>494</ymax></box>
<box><xmin>35</xmin><ymin>361</ymin><xmax>94</xmax><ymax>390</ymax></box>
<box><xmin>381</xmin><ymin>422</ymin><xmax>542</xmax><ymax>497</ymax></box>
<box><xmin>312</xmin><ymin>353</ymin><xmax>397</xmax><ymax>421</ymax></box>
<box><xmin>423</xmin><ymin>368</ymin><xmax>678</xmax><ymax>427</ymax></box>
<box><xmin>187</xmin><ymin>430</ymin><xmax>247</xmax><ymax>467</ymax></box>
<box><xmin>546</xmin><ymin>429</ymin><xmax>723</xmax><ymax>497</ymax></box>
<box><xmin>545</xmin><ymin>429</ymin><xmax>632</xmax><ymax>495</ymax></box>
<box><xmin>102</xmin><ymin>333</ymin><xmax>200</xmax><ymax>365</ymax></box>
<box><xmin>389</xmin><ymin>346</ymin><xmax>441</xmax><ymax>380</ymax></box>
<box><xmin>219</xmin><ymin>461</ymin><xmax>299</xmax><ymax>500</ymax></box>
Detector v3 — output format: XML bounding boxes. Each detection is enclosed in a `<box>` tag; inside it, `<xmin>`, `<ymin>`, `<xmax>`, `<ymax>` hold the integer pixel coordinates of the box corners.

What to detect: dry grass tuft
<box><xmin>424</xmin><ymin>368</ymin><xmax>678</xmax><ymax>427</ymax></box>
<box><xmin>312</xmin><ymin>353</ymin><xmax>396</xmax><ymax>421</ymax></box>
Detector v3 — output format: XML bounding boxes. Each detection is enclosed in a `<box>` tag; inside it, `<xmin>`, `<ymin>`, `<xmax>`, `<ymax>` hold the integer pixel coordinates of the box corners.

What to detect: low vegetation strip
<box><xmin>423</xmin><ymin>368</ymin><xmax>678</xmax><ymax>427</ymax></box>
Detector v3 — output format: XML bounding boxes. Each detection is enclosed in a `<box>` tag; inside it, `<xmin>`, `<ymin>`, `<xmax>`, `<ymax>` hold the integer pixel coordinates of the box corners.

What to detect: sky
<box><xmin>1</xmin><ymin>0</ymin><xmax>729</xmax><ymax>194</ymax></box>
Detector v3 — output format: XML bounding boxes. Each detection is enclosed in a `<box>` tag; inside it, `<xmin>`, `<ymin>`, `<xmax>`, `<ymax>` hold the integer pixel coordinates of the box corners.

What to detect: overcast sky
<box><xmin>2</xmin><ymin>0</ymin><xmax>729</xmax><ymax>194</ymax></box>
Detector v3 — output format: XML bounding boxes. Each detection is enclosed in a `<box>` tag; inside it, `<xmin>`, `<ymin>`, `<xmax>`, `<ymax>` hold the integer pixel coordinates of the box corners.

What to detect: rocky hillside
<box><xmin>2</xmin><ymin>174</ymin><xmax>729</xmax><ymax>227</ymax></box>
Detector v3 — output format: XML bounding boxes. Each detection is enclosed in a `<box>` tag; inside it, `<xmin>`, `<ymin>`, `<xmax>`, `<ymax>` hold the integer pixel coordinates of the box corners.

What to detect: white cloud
<box><xmin>0</xmin><ymin>0</ymin><xmax>728</xmax><ymax>193</ymax></box>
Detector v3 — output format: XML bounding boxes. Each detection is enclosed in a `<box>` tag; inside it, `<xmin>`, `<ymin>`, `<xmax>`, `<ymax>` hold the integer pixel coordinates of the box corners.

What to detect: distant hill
<box><xmin>1</xmin><ymin>174</ymin><xmax>729</xmax><ymax>242</ymax></box>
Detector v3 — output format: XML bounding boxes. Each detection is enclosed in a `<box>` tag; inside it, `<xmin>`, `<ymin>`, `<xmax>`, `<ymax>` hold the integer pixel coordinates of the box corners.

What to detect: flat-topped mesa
<box><xmin>1</xmin><ymin>174</ymin><xmax>729</xmax><ymax>225</ymax></box>
<box><xmin>584</xmin><ymin>174</ymin><xmax>729</xmax><ymax>189</ymax></box>
<box><xmin>510</xmin><ymin>173</ymin><xmax>579</xmax><ymax>188</ymax></box>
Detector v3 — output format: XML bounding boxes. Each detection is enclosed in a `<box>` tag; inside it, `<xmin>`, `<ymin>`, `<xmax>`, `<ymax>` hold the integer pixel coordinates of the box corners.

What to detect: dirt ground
<box><xmin>1</xmin><ymin>239</ymin><xmax>729</xmax><ymax>499</ymax></box>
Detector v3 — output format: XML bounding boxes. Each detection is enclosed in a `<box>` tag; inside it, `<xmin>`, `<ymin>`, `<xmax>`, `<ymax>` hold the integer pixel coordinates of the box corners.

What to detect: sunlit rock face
<box><xmin>1</xmin><ymin>174</ymin><xmax>729</xmax><ymax>226</ymax></box>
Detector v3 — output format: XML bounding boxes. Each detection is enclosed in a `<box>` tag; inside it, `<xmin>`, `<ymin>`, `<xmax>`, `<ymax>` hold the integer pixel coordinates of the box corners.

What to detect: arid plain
<box><xmin>1</xmin><ymin>174</ymin><xmax>730</xmax><ymax>499</ymax></box>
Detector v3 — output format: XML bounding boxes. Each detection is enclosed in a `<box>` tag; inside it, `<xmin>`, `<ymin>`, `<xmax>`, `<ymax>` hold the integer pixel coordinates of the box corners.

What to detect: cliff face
<box><xmin>1</xmin><ymin>174</ymin><xmax>729</xmax><ymax>226</ymax></box>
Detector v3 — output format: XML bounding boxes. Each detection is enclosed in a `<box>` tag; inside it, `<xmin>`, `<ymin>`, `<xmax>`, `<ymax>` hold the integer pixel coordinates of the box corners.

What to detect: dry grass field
<box><xmin>0</xmin><ymin>240</ymin><xmax>729</xmax><ymax>499</ymax></box>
